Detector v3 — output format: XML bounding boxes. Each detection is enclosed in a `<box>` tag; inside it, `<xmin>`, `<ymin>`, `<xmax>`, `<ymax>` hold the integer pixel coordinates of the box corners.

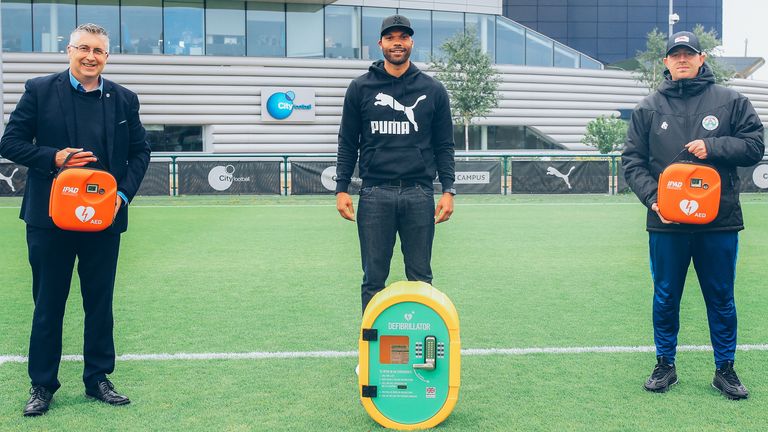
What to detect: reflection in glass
<box><xmin>465</xmin><ymin>14</ymin><xmax>495</xmax><ymax>62</ymax></box>
<box><xmin>247</xmin><ymin>2</ymin><xmax>285</xmax><ymax>57</ymax></box>
<box><xmin>554</xmin><ymin>43</ymin><xmax>579</xmax><ymax>68</ymax></box>
<box><xmin>453</xmin><ymin>125</ymin><xmax>483</xmax><ymax>151</ymax></box>
<box><xmin>33</xmin><ymin>0</ymin><xmax>76</xmax><ymax>53</ymax></box>
<box><xmin>325</xmin><ymin>5</ymin><xmax>360</xmax><ymax>59</ymax></box>
<box><xmin>77</xmin><ymin>0</ymin><xmax>120</xmax><ymax>53</ymax></box>
<box><xmin>361</xmin><ymin>7</ymin><xmax>394</xmax><ymax>60</ymax></box>
<box><xmin>397</xmin><ymin>8</ymin><xmax>430</xmax><ymax>63</ymax></box>
<box><xmin>526</xmin><ymin>30</ymin><xmax>553</xmax><ymax>67</ymax></box>
<box><xmin>145</xmin><ymin>125</ymin><xmax>203</xmax><ymax>152</ymax></box>
<box><xmin>580</xmin><ymin>54</ymin><xmax>603</xmax><ymax>70</ymax></box>
<box><xmin>164</xmin><ymin>0</ymin><xmax>205</xmax><ymax>55</ymax></box>
<box><xmin>432</xmin><ymin>11</ymin><xmax>463</xmax><ymax>60</ymax></box>
<box><xmin>206</xmin><ymin>0</ymin><xmax>245</xmax><ymax>56</ymax></box>
<box><xmin>496</xmin><ymin>17</ymin><xmax>524</xmax><ymax>65</ymax></box>
<box><xmin>121</xmin><ymin>0</ymin><xmax>162</xmax><ymax>54</ymax></box>
<box><xmin>2</xmin><ymin>0</ymin><xmax>32</xmax><ymax>52</ymax></box>
<box><xmin>286</xmin><ymin>3</ymin><xmax>323</xmax><ymax>58</ymax></box>
<box><xmin>454</xmin><ymin>125</ymin><xmax>562</xmax><ymax>150</ymax></box>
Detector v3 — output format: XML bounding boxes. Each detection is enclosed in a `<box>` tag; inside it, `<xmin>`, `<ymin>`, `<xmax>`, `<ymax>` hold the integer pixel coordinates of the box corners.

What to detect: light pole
<box><xmin>668</xmin><ymin>0</ymin><xmax>680</xmax><ymax>37</ymax></box>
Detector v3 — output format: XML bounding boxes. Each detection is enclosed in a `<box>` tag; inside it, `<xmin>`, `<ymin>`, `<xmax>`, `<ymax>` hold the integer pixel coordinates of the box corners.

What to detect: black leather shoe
<box><xmin>85</xmin><ymin>379</ymin><xmax>131</xmax><ymax>406</ymax></box>
<box><xmin>23</xmin><ymin>386</ymin><xmax>53</xmax><ymax>417</ymax></box>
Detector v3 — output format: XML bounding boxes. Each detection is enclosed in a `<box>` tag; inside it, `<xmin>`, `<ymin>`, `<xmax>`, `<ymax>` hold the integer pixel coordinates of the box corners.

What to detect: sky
<box><xmin>720</xmin><ymin>0</ymin><xmax>768</xmax><ymax>80</ymax></box>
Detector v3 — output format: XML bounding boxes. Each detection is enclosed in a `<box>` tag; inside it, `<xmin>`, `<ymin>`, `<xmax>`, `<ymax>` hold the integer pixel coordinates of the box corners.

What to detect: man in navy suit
<box><xmin>0</xmin><ymin>23</ymin><xmax>151</xmax><ymax>416</ymax></box>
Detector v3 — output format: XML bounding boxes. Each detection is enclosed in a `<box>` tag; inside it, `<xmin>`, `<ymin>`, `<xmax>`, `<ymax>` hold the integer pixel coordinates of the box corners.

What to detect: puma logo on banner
<box><xmin>372</xmin><ymin>92</ymin><xmax>427</xmax><ymax>133</ymax></box>
<box><xmin>546</xmin><ymin>166</ymin><xmax>576</xmax><ymax>189</ymax></box>
<box><xmin>0</xmin><ymin>168</ymin><xmax>19</xmax><ymax>192</ymax></box>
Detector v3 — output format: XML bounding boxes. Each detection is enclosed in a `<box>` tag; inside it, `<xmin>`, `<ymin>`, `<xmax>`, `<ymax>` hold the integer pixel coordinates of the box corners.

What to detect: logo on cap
<box><xmin>674</xmin><ymin>36</ymin><xmax>690</xmax><ymax>44</ymax></box>
<box><xmin>392</xmin><ymin>16</ymin><xmax>403</xmax><ymax>25</ymax></box>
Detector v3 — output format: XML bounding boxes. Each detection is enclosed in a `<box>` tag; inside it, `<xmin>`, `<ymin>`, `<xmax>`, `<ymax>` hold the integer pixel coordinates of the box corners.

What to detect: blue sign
<box><xmin>263</xmin><ymin>89</ymin><xmax>314</xmax><ymax>121</ymax></box>
<box><xmin>266</xmin><ymin>91</ymin><xmax>296</xmax><ymax>120</ymax></box>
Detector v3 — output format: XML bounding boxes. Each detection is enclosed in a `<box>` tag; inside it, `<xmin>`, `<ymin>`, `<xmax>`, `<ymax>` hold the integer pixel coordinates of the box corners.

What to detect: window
<box><xmin>397</xmin><ymin>8</ymin><xmax>431</xmax><ymax>63</ymax></box>
<box><xmin>454</xmin><ymin>126</ymin><xmax>563</xmax><ymax>150</ymax></box>
<box><xmin>525</xmin><ymin>30</ymin><xmax>553</xmax><ymax>67</ymax></box>
<box><xmin>361</xmin><ymin>7</ymin><xmax>394</xmax><ymax>60</ymax></box>
<box><xmin>286</xmin><ymin>3</ymin><xmax>323</xmax><ymax>58</ymax></box>
<box><xmin>77</xmin><ymin>0</ymin><xmax>120</xmax><ymax>53</ymax></box>
<box><xmin>33</xmin><ymin>0</ymin><xmax>76</xmax><ymax>53</ymax></box>
<box><xmin>2</xmin><ymin>0</ymin><xmax>32</xmax><ymax>52</ymax></box>
<box><xmin>554</xmin><ymin>43</ymin><xmax>579</xmax><ymax>68</ymax></box>
<box><xmin>246</xmin><ymin>2</ymin><xmax>285</xmax><ymax>57</ymax></box>
<box><xmin>453</xmin><ymin>125</ymin><xmax>483</xmax><ymax>151</ymax></box>
<box><xmin>521</xmin><ymin>127</ymin><xmax>562</xmax><ymax>150</ymax></box>
<box><xmin>580</xmin><ymin>54</ymin><xmax>603</xmax><ymax>70</ymax></box>
<box><xmin>206</xmin><ymin>0</ymin><xmax>245</xmax><ymax>56</ymax></box>
<box><xmin>432</xmin><ymin>11</ymin><xmax>463</xmax><ymax>60</ymax></box>
<box><xmin>121</xmin><ymin>0</ymin><xmax>162</xmax><ymax>54</ymax></box>
<box><xmin>145</xmin><ymin>125</ymin><xmax>204</xmax><ymax>152</ymax></box>
<box><xmin>325</xmin><ymin>5</ymin><xmax>361</xmax><ymax>59</ymax></box>
<box><xmin>164</xmin><ymin>0</ymin><xmax>205</xmax><ymax>55</ymax></box>
<box><xmin>466</xmin><ymin>14</ymin><xmax>495</xmax><ymax>62</ymax></box>
<box><xmin>496</xmin><ymin>17</ymin><xmax>524</xmax><ymax>65</ymax></box>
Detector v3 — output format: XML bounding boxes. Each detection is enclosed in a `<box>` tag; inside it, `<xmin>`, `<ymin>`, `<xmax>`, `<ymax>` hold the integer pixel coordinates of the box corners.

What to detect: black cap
<box><xmin>666</xmin><ymin>31</ymin><xmax>701</xmax><ymax>56</ymax></box>
<box><xmin>380</xmin><ymin>15</ymin><xmax>414</xmax><ymax>37</ymax></box>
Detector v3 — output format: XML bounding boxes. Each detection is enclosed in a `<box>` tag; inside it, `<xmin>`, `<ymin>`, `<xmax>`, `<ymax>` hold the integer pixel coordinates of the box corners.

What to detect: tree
<box><xmin>430</xmin><ymin>27</ymin><xmax>500</xmax><ymax>152</ymax></box>
<box><xmin>634</xmin><ymin>25</ymin><xmax>735</xmax><ymax>93</ymax></box>
<box><xmin>581</xmin><ymin>115</ymin><xmax>628</xmax><ymax>154</ymax></box>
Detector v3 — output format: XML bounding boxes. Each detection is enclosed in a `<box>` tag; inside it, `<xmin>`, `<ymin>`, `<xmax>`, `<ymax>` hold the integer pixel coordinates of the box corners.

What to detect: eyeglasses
<box><xmin>68</xmin><ymin>44</ymin><xmax>108</xmax><ymax>57</ymax></box>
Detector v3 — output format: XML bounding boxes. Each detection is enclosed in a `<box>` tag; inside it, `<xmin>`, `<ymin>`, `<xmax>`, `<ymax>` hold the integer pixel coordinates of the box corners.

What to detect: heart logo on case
<box><xmin>75</xmin><ymin>206</ymin><xmax>96</xmax><ymax>223</ymax></box>
<box><xmin>679</xmin><ymin>199</ymin><xmax>699</xmax><ymax>216</ymax></box>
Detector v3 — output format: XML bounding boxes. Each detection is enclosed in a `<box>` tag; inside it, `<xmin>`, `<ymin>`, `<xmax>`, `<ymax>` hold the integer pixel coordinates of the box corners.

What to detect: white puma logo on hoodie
<box><xmin>372</xmin><ymin>92</ymin><xmax>427</xmax><ymax>132</ymax></box>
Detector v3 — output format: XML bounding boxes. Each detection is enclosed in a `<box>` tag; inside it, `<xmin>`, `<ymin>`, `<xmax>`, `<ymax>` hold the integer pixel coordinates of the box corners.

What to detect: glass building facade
<box><xmin>2</xmin><ymin>1</ymin><xmax>601</xmax><ymax>68</ymax></box>
<box><xmin>503</xmin><ymin>0</ymin><xmax>722</xmax><ymax>65</ymax></box>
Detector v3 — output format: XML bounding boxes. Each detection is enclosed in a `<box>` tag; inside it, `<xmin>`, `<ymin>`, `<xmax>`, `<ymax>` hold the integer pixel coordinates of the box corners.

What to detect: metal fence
<box><xmin>154</xmin><ymin>152</ymin><xmax>628</xmax><ymax>196</ymax></box>
<box><xmin>2</xmin><ymin>153</ymin><xmax>767</xmax><ymax>197</ymax></box>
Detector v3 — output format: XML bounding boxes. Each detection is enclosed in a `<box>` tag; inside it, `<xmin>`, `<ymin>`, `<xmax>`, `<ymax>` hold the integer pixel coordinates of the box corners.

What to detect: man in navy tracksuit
<box><xmin>335</xmin><ymin>15</ymin><xmax>456</xmax><ymax>314</ymax></box>
<box><xmin>623</xmin><ymin>31</ymin><xmax>764</xmax><ymax>399</ymax></box>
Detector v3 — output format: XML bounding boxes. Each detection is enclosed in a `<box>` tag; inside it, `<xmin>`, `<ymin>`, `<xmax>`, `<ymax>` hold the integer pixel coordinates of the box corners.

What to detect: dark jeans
<box><xmin>357</xmin><ymin>185</ymin><xmax>435</xmax><ymax>312</ymax></box>
<box><xmin>649</xmin><ymin>231</ymin><xmax>739</xmax><ymax>368</ymax></box>
<box><xmin>26</xmin><ymin>226</ymin><xmax>121</xmax><ymax>392</ymax></box>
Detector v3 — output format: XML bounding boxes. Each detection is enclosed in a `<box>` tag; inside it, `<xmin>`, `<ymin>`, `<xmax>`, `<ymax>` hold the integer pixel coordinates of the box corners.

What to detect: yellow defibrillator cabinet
<box><xmin>359</xmin><ymin>281</ymin><xmax>460</xmax><ymax>430</ymax></box>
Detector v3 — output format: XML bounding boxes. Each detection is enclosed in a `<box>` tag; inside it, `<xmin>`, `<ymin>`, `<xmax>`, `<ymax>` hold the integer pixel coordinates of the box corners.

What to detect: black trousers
<box><xmin>26</xmin><ymin>225</ymin><xmax>121</xmax><ymax>392</ymax></box>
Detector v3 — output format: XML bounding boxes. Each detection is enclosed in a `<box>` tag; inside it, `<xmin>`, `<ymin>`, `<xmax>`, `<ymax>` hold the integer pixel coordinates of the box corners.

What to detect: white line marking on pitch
<box><xmin>3</xmin><ymin>344</ymin><xmax>768</xmax><ymax>365</ymax></box>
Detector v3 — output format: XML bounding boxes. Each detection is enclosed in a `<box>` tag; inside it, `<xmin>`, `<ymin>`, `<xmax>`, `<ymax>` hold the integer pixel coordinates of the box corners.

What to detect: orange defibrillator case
<box><xmin>657</xmin><ymin>162</ymin><xmax>721</xmax><ymax>224</ymax></box>
<box><xmin>49</xmin><ymin>154</ymin><xmax>117</xmax><ymax>232</ymax></box>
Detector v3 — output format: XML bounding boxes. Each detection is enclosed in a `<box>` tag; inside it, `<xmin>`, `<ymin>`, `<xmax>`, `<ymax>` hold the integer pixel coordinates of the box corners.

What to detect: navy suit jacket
<box><xmin>0</xmin><ymin>70</ymin><xmax>151</xmax><ymax>233</ymax></box>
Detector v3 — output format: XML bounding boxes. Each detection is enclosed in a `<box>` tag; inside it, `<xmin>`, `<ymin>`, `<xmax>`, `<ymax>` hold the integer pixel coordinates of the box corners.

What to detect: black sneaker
<box><xmin>644</xmin><ymin>356</ymin><xmax>678</xmax><ymax>392</ymax></box>
<box><xmin>713</xmin><ymin>361</ymin><xmax>749</xmax><ymax>400</ymax></box>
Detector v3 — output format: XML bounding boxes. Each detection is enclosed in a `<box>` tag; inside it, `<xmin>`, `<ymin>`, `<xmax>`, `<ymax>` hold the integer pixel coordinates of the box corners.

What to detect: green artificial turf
<box><xmin>1</xmin><ymin>194</ymin><xmax>766</xmax><ymax>430</ymax></box>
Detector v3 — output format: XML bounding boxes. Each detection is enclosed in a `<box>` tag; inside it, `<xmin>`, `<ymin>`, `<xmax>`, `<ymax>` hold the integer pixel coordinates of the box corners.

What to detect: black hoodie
<box><xmin>622</xmin><ymin>64</ymin><xmax>765</xmax><ymax>232</ymax></box>
<box><xmin>335</xmin><ymin>60</ymin><xmax>455</xmax><ymax>193</ymax></box>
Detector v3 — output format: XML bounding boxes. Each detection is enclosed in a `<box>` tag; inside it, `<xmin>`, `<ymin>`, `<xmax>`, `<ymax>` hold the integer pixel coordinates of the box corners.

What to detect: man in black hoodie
<box><xmin>623</xmin><ymin>31</ymin><xmax>764</xmax><ymax>399</ymax></box>
<box><xmin>335</xmin><ymin>14</ymin><xmax>456</xmax><ymax>313</ymax></box>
